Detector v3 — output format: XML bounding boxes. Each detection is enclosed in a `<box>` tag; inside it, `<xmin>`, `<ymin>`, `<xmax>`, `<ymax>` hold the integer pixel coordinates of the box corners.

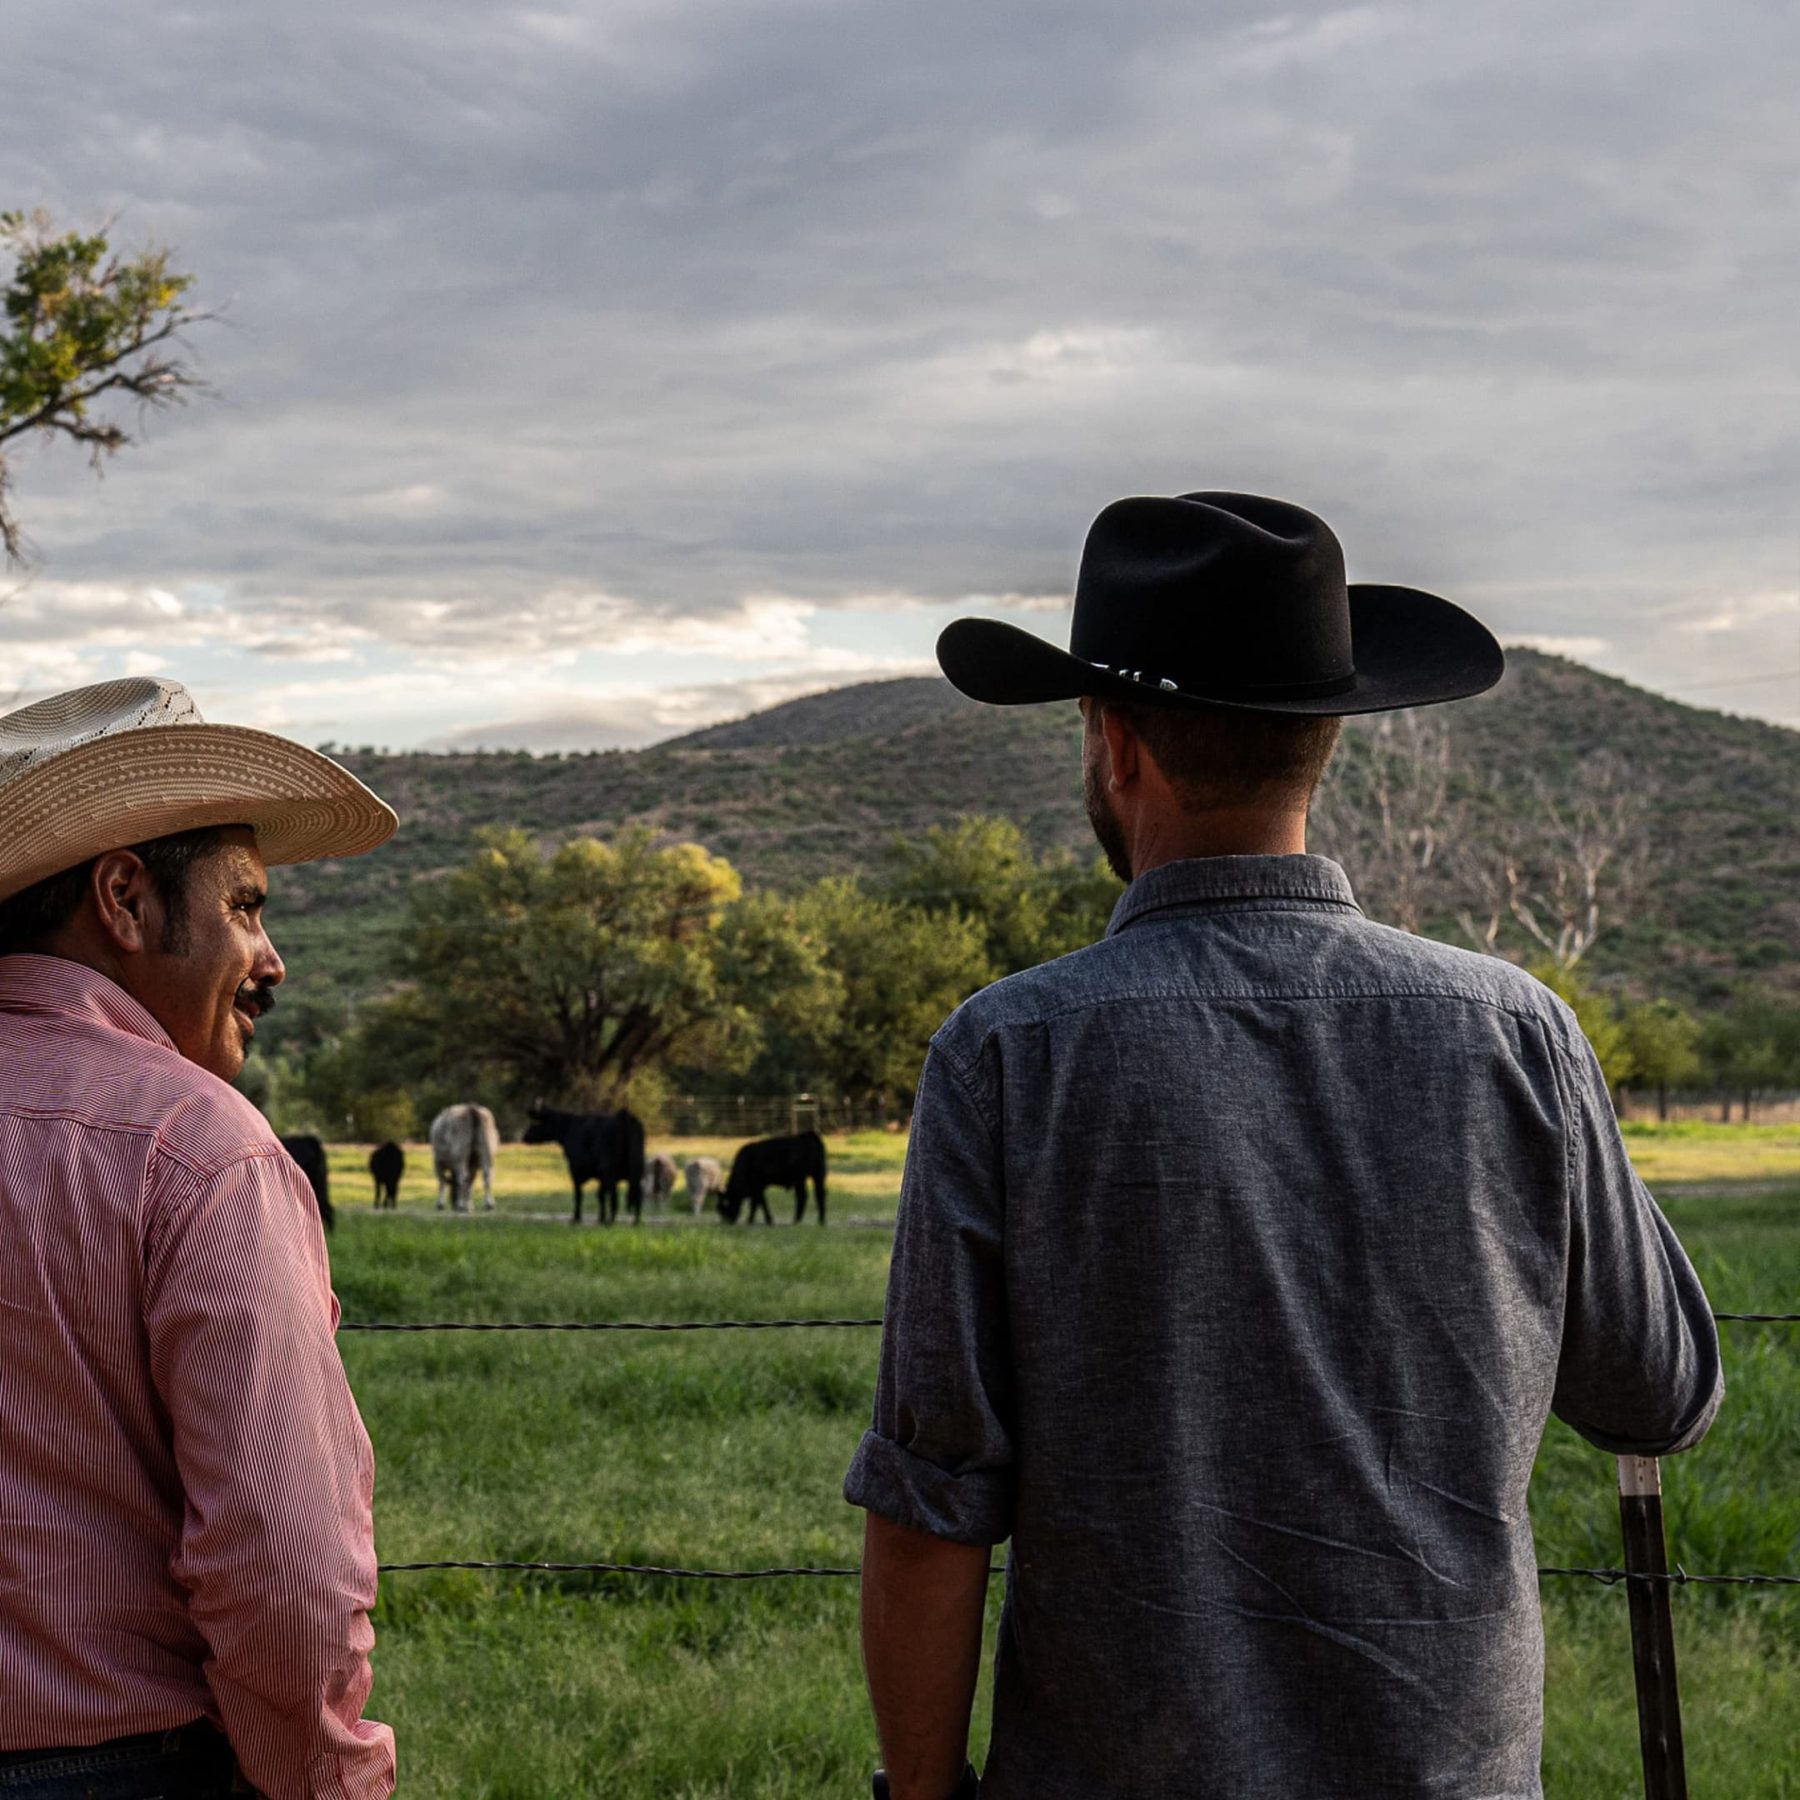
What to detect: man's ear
<box><xmin>1098</xmin><ymin>703</ymin><xmax>1141</xmax><ymax>792</ymax></box>
<box><xmin>89</xmin><ymin>850</ymin><xmax>157</xmax><ymax>955</ymax></box>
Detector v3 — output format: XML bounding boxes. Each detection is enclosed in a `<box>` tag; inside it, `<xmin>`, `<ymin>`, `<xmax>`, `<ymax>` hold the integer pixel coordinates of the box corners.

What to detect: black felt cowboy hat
<box><xmin>937</xmin><ymin>492</ymin><xmax>1504</xmax><ymax>716</ymax></box>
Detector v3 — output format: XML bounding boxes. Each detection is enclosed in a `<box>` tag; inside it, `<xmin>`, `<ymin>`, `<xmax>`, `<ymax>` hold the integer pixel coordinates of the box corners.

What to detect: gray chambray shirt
<box><xmin>845</xmin><ymin>854</ymin><xmax>1722</xmax><ymax>1800</ymax></box>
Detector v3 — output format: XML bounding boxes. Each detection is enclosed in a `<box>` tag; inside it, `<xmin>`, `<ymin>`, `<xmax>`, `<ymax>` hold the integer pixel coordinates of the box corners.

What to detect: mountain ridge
<box><xmin>285</xmin><ymin>650</ymin><xmax>1796</xmax><ymax>1010</ymax></box>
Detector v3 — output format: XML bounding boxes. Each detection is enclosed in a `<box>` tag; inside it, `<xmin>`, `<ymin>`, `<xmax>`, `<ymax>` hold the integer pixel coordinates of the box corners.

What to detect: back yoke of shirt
<box><xmin>846</xmin><ymin>855</ymin><xmax>1721</xmax><ymax>1800</ymax></box>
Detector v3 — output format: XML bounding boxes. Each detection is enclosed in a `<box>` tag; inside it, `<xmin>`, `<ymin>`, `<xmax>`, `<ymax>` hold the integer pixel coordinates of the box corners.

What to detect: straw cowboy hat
<box><xmin>937</xmin><ymin>491</ymin><xmax>1504</xmax><ymax>716</ymax></box>
<box><xmin>0</xmin><ymin>676</ymin><xmax>397</xmax><ymax>905</ymax></box>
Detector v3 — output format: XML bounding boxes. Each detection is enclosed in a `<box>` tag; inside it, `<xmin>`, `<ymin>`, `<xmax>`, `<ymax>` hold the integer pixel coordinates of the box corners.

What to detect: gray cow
<box><xmin>429</xmin><ymin>1103</ymin><xmax>499</xmax><ymax>1212</ymax></box>
<box><xmin>684</xmin><ymin>1156</ymin><xmax>724</xmax><ymax>1217</ymax></box>
<box><xmin>641</xmin><ymin>1153</ymin><xmax>678</xmax><ymax>1214</ymax></box>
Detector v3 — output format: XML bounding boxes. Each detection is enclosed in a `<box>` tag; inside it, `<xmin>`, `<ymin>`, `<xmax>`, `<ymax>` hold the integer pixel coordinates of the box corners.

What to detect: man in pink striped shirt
<box><xmin>0</xmin><ymin>679</ymin><xmax>398</xmax><ymax>1798</ymax></box>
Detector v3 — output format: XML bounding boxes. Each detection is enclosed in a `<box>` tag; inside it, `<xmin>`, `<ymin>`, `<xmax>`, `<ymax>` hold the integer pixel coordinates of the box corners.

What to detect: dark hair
<box><xmin>0</xmin><ymin>826</ymin><xmax>240</xmax><ymax>958</ymax></box>
<box><xmin>1105</xmin><ymin>701</ymin><xmax>1343</xmax><ymax>811</ymax></box>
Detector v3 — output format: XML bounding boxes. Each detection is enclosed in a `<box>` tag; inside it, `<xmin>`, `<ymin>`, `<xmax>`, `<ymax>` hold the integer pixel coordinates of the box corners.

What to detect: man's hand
<box><xmin>860</xmin><ymin>1512</ymin><xmax>992</xmax><ymax>1800</ymax></box>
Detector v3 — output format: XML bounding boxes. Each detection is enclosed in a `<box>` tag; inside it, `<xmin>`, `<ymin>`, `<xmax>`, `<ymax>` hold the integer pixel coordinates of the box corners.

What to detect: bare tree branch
<box><xmin>1311</xmin><ymin>709</ymin><xmax>1455</xmax><ymax>934</ymax></box>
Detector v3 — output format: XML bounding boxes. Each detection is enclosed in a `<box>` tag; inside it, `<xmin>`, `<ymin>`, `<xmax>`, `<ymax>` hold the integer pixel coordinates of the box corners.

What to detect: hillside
<box><xmin>279</xmin><ymin>651</ymin><xmax>1797</xmax><ymax>1011</ymax></box>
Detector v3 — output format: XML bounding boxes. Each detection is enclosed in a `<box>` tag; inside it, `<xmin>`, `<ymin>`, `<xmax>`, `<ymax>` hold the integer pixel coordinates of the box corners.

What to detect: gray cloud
<box><xmin>3</xmin><ymin>0</ymin><xmax>1796</xmax><ymax>738</ymax></box>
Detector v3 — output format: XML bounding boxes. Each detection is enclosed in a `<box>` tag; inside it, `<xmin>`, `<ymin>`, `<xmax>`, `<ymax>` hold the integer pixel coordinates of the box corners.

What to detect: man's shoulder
<box><xmin>1345</xmin><ymin>916</ymin><xmax>1571</xmax><ymax>1018</ymax></box>
<box><xmin>931</xmin><ymin>938</ymin><xmax>1123</xmax><ymax>1059</ymax></box>
<box><xmin>146</xmin><ymin>1058</ymin><xmax>287</xmax><ymax>1177</ymax></box>
<box><xmin>4</xmin><ymin>1011</ymin><xmax>281</xmax><ymax>1175</ymax></box>
<box><xmin>933</xmin><ymin>913</ymin><xmax>1577</xmax><ymax>1061</ymax></box>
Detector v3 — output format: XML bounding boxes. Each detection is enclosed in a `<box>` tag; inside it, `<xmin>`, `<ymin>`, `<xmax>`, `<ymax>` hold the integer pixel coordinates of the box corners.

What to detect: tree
<box><xmin>1311</xmin><ymin>710</ymin><xmax>1455</xmax><ymax>935</ymax></box>
<box><xmin>885</xmin><ymin>815</ymin><xmax>1117</xmax><ymax>978</ymax></box>
<box><xmin>402</xmin><ymin>828</ymin><xmax>744</xmax><ymax>1104</ymax></box>
<box><xmin>790</xmin><ymin>877</ymin><xmax>989</xmax><ymax>1117</ymax></box>
<box><xmin>296</xmin><ymin>1030</ymin><xmax>420</xmax><ymax>1143</ymax></box>
<box><xmin>1616</xmin><ymin>999</ymin><xmax>1704</xmax><ymax>1121</ymax></box>
<box><xmin>1700</xmin><ymin>995</ymin><xmax>1800</xmax><ymax>1123</ymax></box>
<box><xmin>1461</xmin><ymin>752</ymin><xmax>1648</xmax><ymax>970</ymax></box>
<box><xmin>1528</xmin><ymin>961</ymin><xmax>1635</xmax><ymax>1102</ymax></box>
<box><xmin>1</xmin><ymin>209</ymin><xmax>209</xmax><ymax>561</ymax></box>
<box><xmin>706</xmin><ymin>889</ymin><xmax>845</xmax><ymax>1088</ymax></box>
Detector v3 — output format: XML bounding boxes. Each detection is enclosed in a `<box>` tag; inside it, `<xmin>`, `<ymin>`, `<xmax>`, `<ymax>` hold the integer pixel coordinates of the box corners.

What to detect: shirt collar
<box><xmin>0</xmin><ymin>952</ymin><xmax>179</xmax><ymax>1051</ymax></box>
<box><xmin>1105</xmin><ymin>854</ymin><xmax>1362</xmax><ymax>938</ymax></box>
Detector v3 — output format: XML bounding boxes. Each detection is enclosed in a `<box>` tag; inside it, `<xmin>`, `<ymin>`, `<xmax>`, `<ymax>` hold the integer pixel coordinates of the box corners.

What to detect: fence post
<box><xmin>1617</xmin><ymin>1455</ymin><xmax>1687</xmax><ymax>1800</ymax></box>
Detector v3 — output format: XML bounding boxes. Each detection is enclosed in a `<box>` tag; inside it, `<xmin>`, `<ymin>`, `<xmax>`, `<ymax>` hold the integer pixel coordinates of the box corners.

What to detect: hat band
<box><xmin>1092</xmin><ymin>661</ymin><xmax>1357</xmax><ymax>701</ymax></box>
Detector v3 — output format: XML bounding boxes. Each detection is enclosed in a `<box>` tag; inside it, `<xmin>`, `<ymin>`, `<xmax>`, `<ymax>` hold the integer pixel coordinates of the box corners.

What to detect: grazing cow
<box><xmin>429</xmin><ymin>1104</ymin><xmax>499</xmax><ymax>1213</ymax></box>
<box><xmin>369</xmin><ymin>1140</ymin><xmax>405</xmax><ymax>1208</ymax></box>
<box><xmin>641</xmin><ymin>1152</ymin><xmax>678</xmax><ymax>1214</ymax></box>
<box><xmin>684</xmin><ymin>1156</ymin><xmax>724</xmax><ymax>1217</ymax></box>
<box><xmin>522</xmin><ymin>1104</ymin><xmax>646</xmax><ymax>1225</ymax></box>
<box><xmin>279</xmin><ymin>1133</ymin><xmax>335</xmax><ymax>1233</ymax></box>
<box><xmin>720</xmin><ymin>1131</ymin><xmax>827</xmax><ymax>1226</ymax></box>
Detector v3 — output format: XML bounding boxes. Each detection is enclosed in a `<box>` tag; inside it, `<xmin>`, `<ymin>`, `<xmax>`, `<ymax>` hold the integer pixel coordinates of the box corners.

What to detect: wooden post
<box><xmin>1617</xmin><ymin>1455</ymin><xmax>1687</xmax><ymax>1800</ymax></box>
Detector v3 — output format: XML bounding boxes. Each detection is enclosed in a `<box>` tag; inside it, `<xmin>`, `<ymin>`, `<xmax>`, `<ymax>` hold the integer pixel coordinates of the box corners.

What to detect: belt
<box><xmin>0</xmin><ymin>1720</ymin><xmax>222</xmax><ymax>1770</ymax></box>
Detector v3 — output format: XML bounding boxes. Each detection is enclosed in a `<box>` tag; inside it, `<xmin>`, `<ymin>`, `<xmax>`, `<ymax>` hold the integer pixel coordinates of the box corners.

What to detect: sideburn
<box><xmin>1083</xmin><ymin>749</ymin><xmax>1133</xmax><ymax>885</ymax></box>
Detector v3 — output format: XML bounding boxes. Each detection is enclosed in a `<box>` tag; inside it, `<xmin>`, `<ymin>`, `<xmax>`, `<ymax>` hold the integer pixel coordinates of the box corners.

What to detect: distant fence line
<box><xmin>1616</xmin><ymin>1087</ymin><xmax>1800</xmax><ymax>1125</ymax></box>
<box><xmin>655</xmin><ymin>1093</ymin><xmax>895</xmax><ymax>1137</ymax></box>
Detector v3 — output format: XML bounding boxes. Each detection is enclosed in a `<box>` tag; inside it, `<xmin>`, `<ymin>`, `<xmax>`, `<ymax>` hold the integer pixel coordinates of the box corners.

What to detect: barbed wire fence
<box><xmin>347</xmin><ymin>1308</ymin><xmax>1796</xmax><ymax>1582</ymax></box>
<box><xmin>346</xmin><ymin>1303</ymin><xmax>1794</xmax><ymax>1795</ymax></box>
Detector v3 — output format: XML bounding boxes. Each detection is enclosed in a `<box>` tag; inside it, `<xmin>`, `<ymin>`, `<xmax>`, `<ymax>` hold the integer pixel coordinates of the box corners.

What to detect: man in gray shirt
<box><xmin>845</xmin><ymin>493</ymin><xmax>1722</xmax><ymax>1800</ymax></box>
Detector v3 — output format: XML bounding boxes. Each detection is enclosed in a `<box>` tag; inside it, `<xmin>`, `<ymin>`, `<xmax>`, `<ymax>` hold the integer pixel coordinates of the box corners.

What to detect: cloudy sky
<box><xmin>3</xmin><ymin>0</ymin><xmax>1796</xmax><ymax>747</ymax></box>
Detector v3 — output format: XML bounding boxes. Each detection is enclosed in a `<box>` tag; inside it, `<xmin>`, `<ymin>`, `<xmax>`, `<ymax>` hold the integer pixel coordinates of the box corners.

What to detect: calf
<box><xmin>279</xmin><ymin>1133</ymin><xmax>335</xmax><ymax>1233</ymax></box>
<box><xmin>684</xmin><ymin>1155</ymin><xmax>724</xmax><ymax>1217</ymax></box>
<box><xmin>641</xmin><ymin>1152</ymin><xmax>678</xmax><ymax>1214</ymax></box>
<box><xmin>522</xmin><ymin>1104</ymin><xmax>646</xmax><ymax>1225</ymax></box>
<box><xmin>720</xmin><ymin>1131</ymin><xmax>827</xmax><ymax>1226</ymax></box>
<box><xmin>369</xmin><ymin>1140</ymin><xmax>405</xmax><ymax>1208</ymax></box>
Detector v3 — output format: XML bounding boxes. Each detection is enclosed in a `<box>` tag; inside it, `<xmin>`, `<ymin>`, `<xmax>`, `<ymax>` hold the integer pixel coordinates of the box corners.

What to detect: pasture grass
<box><xmin>1620</xmin><ymin>1119</ymin><xmax>1800</xmax><ymax>1186</ymax></box>
<box><xmin>326</xmin><ymin>1130</ymin><xmax>1800</xmax><ymax>1797</ymax></box>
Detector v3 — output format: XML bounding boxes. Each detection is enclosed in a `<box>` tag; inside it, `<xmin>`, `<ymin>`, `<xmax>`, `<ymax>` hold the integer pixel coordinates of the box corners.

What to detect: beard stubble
<box><xmin>1083</xmin><ymin>749</ymin><xmax>1133</xmax><ymax>885</ymax></box>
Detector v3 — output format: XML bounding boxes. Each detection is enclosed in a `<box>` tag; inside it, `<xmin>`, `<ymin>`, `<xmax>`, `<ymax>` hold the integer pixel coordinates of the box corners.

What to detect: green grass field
<box><xmin>324</xmin><ymin>1128</ymin><xmax>1800</xmax><ymax>1798</ymax></box>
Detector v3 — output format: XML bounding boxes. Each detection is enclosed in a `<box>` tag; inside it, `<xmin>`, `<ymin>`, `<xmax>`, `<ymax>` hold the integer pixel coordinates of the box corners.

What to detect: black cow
<box><xmin>522</xmin><ymin>1104</ymin><xmax>646</xmax><ymax>1225</ymax></box>
<box><xmin>720</xmin><ymin>1131</ymin><xmax>827</xmax><ymax>1226</ymax></box>
<box><xmin>279</xmin><ymin>1134</ymin><xmax>335</xmax><ymax>1233</ymax></box>
<box><xmin>369</xmin><ymin>1140</ymin><xmax>404</xmax><ymax>1209</ymax></box>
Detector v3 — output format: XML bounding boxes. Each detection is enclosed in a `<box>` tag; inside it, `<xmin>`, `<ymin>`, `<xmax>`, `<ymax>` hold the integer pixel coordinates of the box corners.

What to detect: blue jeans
<box><xmin>0</xmin><ymin>1724</ymin><xmax>240</xmax><ymax>1798</ymax></box>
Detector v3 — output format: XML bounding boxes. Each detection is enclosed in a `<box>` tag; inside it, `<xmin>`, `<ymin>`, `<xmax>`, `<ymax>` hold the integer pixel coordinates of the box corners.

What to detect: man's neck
<box><xmin>28</xmin><ymin>933</ymin><xmax>130</xmax><ymax>993</ymax></box>
<box><xmin>1127</xmin><ymin>808</ymin><xmax>1309</xmax><ymax>877</ymax></box>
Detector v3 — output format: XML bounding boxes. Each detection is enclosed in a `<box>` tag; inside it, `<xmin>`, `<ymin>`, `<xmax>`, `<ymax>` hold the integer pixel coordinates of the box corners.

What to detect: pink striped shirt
<box><xmin>0</xmin><ymin>954</ymin><xmax>394</xmax><ymax>1798</ymax></box>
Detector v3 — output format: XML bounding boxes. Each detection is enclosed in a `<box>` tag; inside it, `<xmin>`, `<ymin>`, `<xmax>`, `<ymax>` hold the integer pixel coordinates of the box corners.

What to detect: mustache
<box><xmin>235</xmin><ymin>979</ymin><xmax>278</xmax><ymax>1018</ymax></box>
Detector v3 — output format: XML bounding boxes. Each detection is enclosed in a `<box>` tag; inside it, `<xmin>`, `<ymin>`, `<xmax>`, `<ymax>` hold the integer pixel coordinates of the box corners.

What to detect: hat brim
<box><xmin>937</xmin><ymin>585</ymin><xmax>1505</xmax><ymax>717</ymax></box>
<box><xmin>0</xmin><ymin>724</ymin><xmax>397</xmax><ymax>904</ymax></box>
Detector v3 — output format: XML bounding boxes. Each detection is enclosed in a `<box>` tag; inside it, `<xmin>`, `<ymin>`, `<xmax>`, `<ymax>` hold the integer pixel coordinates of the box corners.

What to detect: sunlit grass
<box><xmin>1621</xmin><ymin>1120</ymin><xmax>1800</xmax><ymax>1185</ymax></box>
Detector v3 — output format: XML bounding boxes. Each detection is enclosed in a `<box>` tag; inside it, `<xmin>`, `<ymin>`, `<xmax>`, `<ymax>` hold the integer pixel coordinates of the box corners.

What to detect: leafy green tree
<box><xmin>1</xmin><ymin>210</ymin><xmax>210</xmax><ymax>560</ymax></box>
<box><xmin>401</xmin><ymin>828</ymin><xmax>744</xmax><ymax>1105</ymax></box>
<box><xmin>1700</xmin><ymin>995</ymin><xmax>1800</xmax><ymax>1123</ymax></box>
<box><xmin>705</xmin><ymin>889</ymin><xmax>845</xmax><ymax>1089</ymax></box>
<box><xmin>1528</xmin><ymin>961</ymin><xmax>1634</xmax><ymax>1102</ymax></box>
<box><xmin>1616</xmin><ymin>999</ymin><xmax>1704</xmax><ymax>1120</ymax></box>
<box><xmin>792</xmin><ymin>877</ymin><xmax>989</xmax><ymax>1116</ymax></box>
<box><xmin>296</xmin><ymin>1030</ymin><xmax>420</xmax><ymax>1142</ymax></box>
<box><xmin>886</xmin><ymin>815</ymin><xmax>1116</xmax><ymax>979</ymax></box>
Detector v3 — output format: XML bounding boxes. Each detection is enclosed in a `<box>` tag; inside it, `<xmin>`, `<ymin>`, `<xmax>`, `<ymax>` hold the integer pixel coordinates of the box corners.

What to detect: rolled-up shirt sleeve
<box><xmin>845</xmin><ymin>1039</ymin><xmax>1016</xmax><ymax>1545</ymax></box>
<box><xmin>1550</xmin><ymin>1025</ymin><xmax>1724</xmax><ymax>1457</ymax></box>
<box><xmin>144</xmin><ymin>1148</ymin><xmax>395</xmax><ymax>1800</ymax></box>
